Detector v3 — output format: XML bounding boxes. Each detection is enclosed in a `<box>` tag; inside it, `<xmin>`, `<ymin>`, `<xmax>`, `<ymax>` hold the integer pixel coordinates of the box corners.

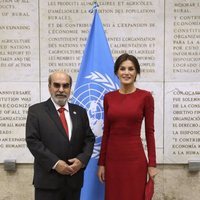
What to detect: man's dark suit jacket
<box><xmin>26</xmin><ymin>98</ymin><xmax>95</xmax><ymax>190</ymax></box>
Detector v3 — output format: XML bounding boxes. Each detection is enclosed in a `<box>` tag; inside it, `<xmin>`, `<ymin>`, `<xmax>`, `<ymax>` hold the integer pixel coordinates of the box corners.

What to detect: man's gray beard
<box><xmin>52</xmin><ymin>96</ymin><xmax>67</xmax><ymax>106</ymax></box>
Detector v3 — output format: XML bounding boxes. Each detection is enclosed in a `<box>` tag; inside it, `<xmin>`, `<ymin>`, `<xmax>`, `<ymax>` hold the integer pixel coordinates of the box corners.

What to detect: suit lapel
<box><xmin>45</xmin><ymin>99</ymin><xmax>69</xmax><ymax>141</ymax></box>
<box><xmin>69</xmin><ymin>103</ymin><xmax>78</xmax><ymax>142</ymax></box>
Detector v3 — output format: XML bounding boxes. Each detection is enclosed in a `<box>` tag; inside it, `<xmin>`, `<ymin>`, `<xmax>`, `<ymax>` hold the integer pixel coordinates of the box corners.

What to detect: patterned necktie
<box><xmin>58</xmin><ymin>107</ymin><xmax>69</xmax><ymax>137</ymax></box>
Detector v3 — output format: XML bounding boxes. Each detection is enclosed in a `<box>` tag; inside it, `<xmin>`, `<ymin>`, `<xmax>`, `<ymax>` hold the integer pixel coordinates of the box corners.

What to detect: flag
<box><xmin>71</xmin><ymin>4</ymin><xmax>119</xmax><ymax>200</ymax></box>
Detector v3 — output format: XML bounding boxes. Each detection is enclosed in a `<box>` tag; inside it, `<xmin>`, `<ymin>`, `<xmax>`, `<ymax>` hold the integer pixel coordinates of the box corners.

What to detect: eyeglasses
<box><xmin>52</xmin><ymin>82</ymin><xmax>70</xmax><ymax>89</ymax></box>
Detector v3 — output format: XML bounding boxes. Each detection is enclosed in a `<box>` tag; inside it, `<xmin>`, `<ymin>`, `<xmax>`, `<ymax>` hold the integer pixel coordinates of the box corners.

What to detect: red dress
<box><xmin>98</xmin><ymin>89</ymin><xmax>156</xmax><ymax>200</ymax></box>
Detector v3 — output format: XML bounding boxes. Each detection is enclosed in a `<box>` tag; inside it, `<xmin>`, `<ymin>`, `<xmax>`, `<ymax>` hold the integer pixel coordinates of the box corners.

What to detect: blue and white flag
<box><xmin>71</xmin><ymin>4</ymin><xmax>119</xmax><ymax>200</ymax></box>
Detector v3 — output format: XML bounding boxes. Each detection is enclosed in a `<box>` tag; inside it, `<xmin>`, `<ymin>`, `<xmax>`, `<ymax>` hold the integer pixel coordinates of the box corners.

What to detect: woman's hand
<box><xmin>148</xmin><ymin>167</ymin><xmax>158</xmax><ymax>179</ymax></box>
<box><xmin>97</xmin><ymin>165</ymin><xmax>105</xmax><ymax>183</ymax></box>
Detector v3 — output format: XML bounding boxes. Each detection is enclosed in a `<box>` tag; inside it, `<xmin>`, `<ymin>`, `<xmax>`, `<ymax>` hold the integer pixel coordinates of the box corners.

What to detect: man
<box><xmin>26</xmin><ymin>71</ymin><xmax>95</xmax><ymax>200</ymax></box>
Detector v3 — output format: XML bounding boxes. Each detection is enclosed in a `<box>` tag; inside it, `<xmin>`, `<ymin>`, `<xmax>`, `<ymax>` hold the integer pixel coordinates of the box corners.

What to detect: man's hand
<box><xmin>68</xmin><ymin>158</ymin><xmax>84</xmax><ymax>176</ymax></box>
<box><xmin>55</xmin><ymin>160</ymin><xmax>74</xmax><ymax>175</ymax></box>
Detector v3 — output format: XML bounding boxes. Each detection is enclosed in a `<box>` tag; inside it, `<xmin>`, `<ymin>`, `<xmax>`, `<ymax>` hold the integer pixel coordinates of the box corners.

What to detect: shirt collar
<box><xmin>51</xmin><ymin>98</ymin><xmax>69</xmax><ymax>112</ymax></box>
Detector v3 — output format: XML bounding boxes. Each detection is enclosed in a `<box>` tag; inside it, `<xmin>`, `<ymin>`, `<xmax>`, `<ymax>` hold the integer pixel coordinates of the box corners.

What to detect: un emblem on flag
<box><xmin>72</xmin><ymin>72</ymin><xmax>118</xmax><ymax>158</ymax></box>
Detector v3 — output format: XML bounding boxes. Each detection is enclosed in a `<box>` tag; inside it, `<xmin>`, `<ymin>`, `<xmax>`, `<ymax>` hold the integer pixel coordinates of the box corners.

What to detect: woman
<box><xmin>98</xmin><ymin>53</ymin><xmax>157</xmax><ymax>200</ymax></box>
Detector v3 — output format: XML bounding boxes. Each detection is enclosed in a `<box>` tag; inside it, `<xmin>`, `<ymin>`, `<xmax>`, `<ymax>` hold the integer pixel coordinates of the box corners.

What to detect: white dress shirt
<box><xmin>51</xmin><ymin>98</ymin><xmax>72</xmax><ymax>140</ymax></box>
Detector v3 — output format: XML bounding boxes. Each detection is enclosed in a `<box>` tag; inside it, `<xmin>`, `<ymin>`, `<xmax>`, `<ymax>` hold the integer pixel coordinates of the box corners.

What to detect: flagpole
<box><xmin>89</xmin><ymin>0</ymin><xmax>99</xmax><ymax>13</ymax></box>
<box><xmin>93</xmin><ymin>0</ymin><xmax>98</xmax><ymax>4</ymax></box>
